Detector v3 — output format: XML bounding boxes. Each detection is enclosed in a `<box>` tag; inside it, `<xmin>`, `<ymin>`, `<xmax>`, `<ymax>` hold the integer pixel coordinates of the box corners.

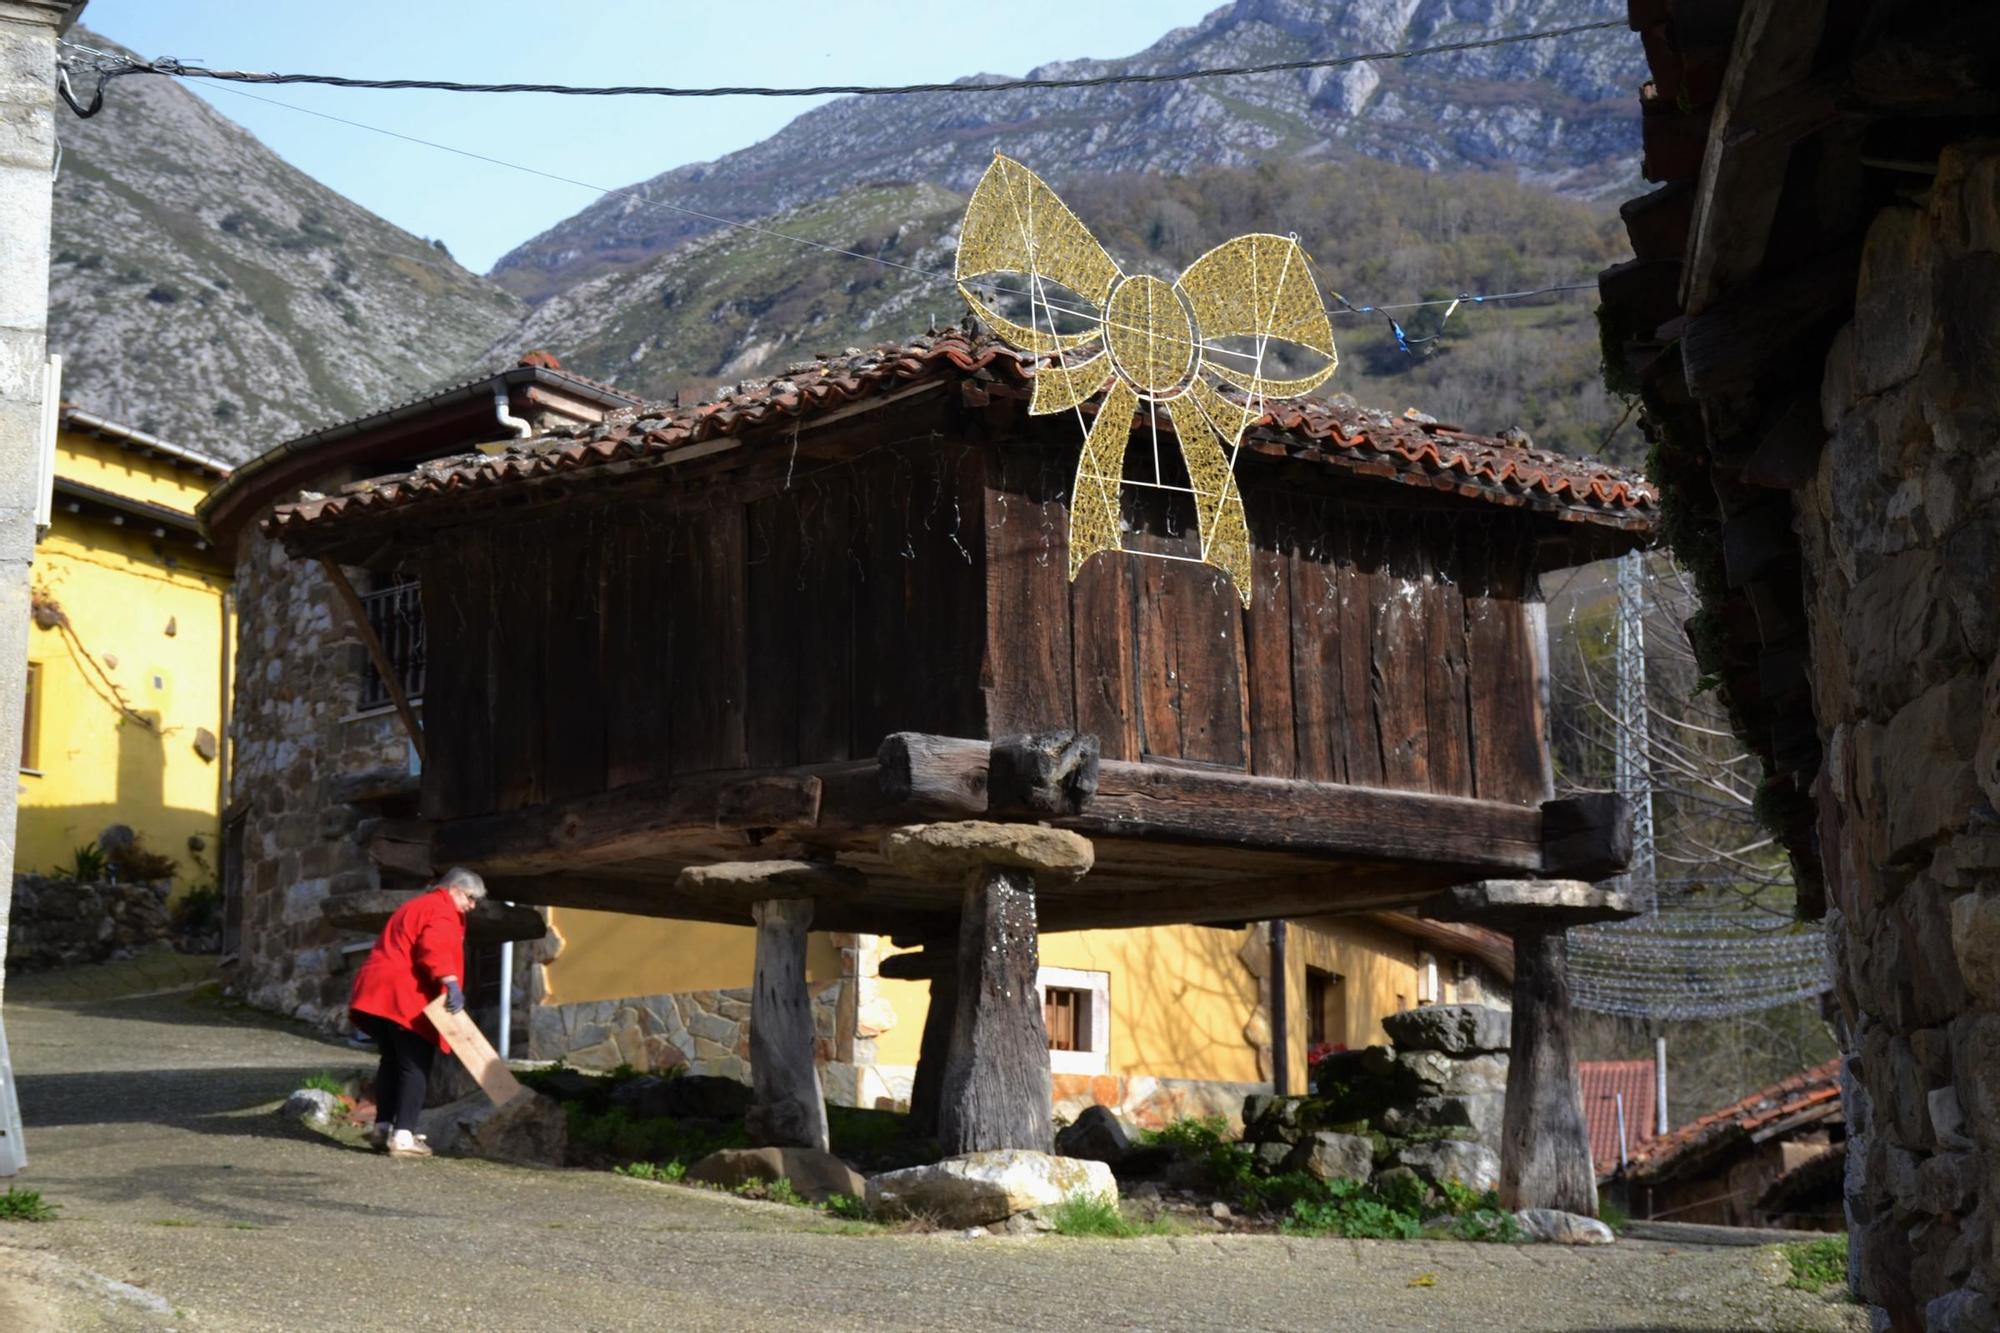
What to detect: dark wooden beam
<box><xmin>433</xmin><ymin>769</ymin><xmax>834</xmax><ymax>874</ymax></box>
<box><xmin>324</xmin><ymin>889</ymin><xmax>547</xmax><ymax>945</ymax></box>
<box><xmin>1539</xmin><ymin>794</ymin><xmax>1633</xmax><ymax>884</ymax></box>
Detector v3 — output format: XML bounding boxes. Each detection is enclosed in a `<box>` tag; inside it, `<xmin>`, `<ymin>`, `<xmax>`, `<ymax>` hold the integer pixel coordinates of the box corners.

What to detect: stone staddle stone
<box><xmin>1419</xmin><ymin>879</ymin><xmax>1637</xmax><ymax>929</ymax></box>
<box><xmin>675</xmin><ymin>859</ymin><xmax>863</xmax><ymax>895</ymax></box>
<box><xmin>880</xmin><ymin>821</ymin><xmax>1095</xmax><ymax>884</ymax></box>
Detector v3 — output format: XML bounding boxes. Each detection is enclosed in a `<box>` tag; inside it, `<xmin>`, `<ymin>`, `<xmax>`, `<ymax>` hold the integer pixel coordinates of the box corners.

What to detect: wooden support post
<box><xmin>747</xmin><ymin>897</ymin><xmax>829</xmax><ymax>1151</ymax></box>
<box><xmin>908</xmin><ymin>964</ymin><xmax>957</xmax><ymax>1139</ymax></box>
<box><xmin>1500</xmin><ymin>927</ymin><xmax>1597</xmax><ymax>1216</ymax></box>
<box><xmin>940</xmin><ymin>866</ymin><xmax>1052</xmax><ymax>1154</ymax></box>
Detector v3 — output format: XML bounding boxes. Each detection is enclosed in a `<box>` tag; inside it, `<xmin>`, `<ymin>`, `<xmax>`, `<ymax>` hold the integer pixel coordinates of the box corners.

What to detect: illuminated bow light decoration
<box><xmin>954</xmin><ymin>153</ymin><xmax>1339</xmax><ymax>608</ymax></box>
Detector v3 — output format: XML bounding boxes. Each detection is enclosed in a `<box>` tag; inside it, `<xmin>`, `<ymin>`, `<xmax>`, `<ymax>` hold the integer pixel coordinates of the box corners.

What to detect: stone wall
<box><xmin>227</xmin><ymin>532</ymin><xmax>411</xmax><ymax>1028</ymax></box>
<box><xmin>1802</xmin><ymin>142</ymin><xmax>2000</xmax><ymax>1329</ymax></box>
<box><xmin>5</xmin><ymin>873</ymin><xmax>211</xmax><ymax>970</ymax></box>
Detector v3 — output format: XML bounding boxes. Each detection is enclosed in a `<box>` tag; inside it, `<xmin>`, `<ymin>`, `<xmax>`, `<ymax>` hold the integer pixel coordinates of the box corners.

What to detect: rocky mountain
<box><xmin>48</xmin><ymin>30</ymin><xmax>522</xmax><ymax>463</ymax></box>
<box><xmin>499</xmin><ymin>158</ymin><xmax>1641</xmax><ymax>462</ymax></box>
<box><xmin>491</xmin><ymin>0</ymin><xmax>1644</xmax><ymax>303</ymax></box>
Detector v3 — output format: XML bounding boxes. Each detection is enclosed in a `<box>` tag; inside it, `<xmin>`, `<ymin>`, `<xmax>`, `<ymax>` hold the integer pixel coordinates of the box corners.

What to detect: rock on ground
<box><xmin>867</xmin><ymin>1150</ymin><xmax>1116</xmax><ymax>1227</ymax></box>
<box><xmin>1393</xmin><ymin>1139</ymin><xmax>1500</xmax><ymax>1194</ymax></box>
<box><xmin>278</xmin><ymin>1088</ymin><xmax>339</xmax><ymax>1124</ymax></box>
<box><xmin>685</xmin><ymin>1147</ymin><xmax>867</xmax><ymax>1204</ymax></box>
<box><xmin>1053</xmin><ymin>1105</ymin><xmax>1131</xmax><ymax>1165</ymax></box>
<box><xmin>1381</xmin><ymin>1004</ymin><xmax>1512</xmax><ymax>1056</ymax></box>
<box><xmin>419</xmin><ymin>1090</ymin><xmax>567</xmax><ymax>1166</ymax></box>
<box><xmin>1514</xmin><ymin>1209</ymin><xmax>1615</xmax><ymax>1245</ymax></box>
<box><xmin>1288</xmin><ymin>1131</ymin><xmax>1375</xmax><ymax>1183</ymax></box>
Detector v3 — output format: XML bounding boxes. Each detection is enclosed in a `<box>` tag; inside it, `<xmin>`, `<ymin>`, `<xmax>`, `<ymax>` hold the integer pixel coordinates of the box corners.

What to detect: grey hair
<box><xmin>438</xmin><ymin>866</ymin><xmax>488</xmax><ymax>902</ymax></box>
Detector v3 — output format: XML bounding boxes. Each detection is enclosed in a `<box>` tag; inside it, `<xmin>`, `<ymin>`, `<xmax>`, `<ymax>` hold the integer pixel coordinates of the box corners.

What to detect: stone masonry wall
<box><xmin>228</xmin><ymin>531</ymin><xmax>410</xmax><ymax>1028</ymax></box>
<box><xmin>1801</xmin><ymin>142</ymin><xmax>2000</xmax><ymax>1330</ymax></box>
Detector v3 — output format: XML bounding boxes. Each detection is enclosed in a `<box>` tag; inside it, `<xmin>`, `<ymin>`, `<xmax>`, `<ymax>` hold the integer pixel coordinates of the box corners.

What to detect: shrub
<box><xmin>173</xmin><ymin>884</ymin><xmax>223</xmax><ymax>933</ymax></box>
<box><xmin>1048</xmin><ymin>1193</ymin><xmax>1177</xmax><ymax>1238</ymax></box>
<box><xmin>1781</xmin><ymin>1238</ymin><xmax>1848</xmax><ymax>1294</ymax></box>
<box><xmin>52</xmin><ymin>844</ymin><xmax>106</xmax><ymax>881</ymax></box>
<box><xmin>1138</xmin><ymin>1115</ymin><xmax>1260</xmax><ymax>1200</ymax></box>
<box><xmin>0</xmin><ymin>1187</ymin><xmax>57</xmax><ymax>1222</ymax></box>
<box><xmin>613</xmin><ymin>1160</ymin><xmax>685</xmax><ymax>1184</ymax></box>
<box><xmin>823</xmin><ymin>1192</ymin><xmax>870</xmax><ymax>1221</ymax></box>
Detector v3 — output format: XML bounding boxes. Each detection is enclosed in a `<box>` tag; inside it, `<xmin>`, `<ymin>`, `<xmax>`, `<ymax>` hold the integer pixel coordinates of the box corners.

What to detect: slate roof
<box><xmin>1626</xmin><ymin>1058</ymin><xmax>1844</xmax><ymax>1185</ymax></box>
<box><xmin>265</xmin><ymin>331</ymin><xmax>1657</xmax><ymax>543</ymax></box>
<box><xmin>1579</xmin><ymin>1060</ymin><xmax>1658</xmax><ymax>1177</ymax></box>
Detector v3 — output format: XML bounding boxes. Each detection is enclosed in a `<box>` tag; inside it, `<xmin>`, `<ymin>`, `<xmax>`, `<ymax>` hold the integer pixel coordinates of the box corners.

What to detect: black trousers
<box><xmin>354</xmin><ymin>1011</ymin><xmax>434</xmax><ymax>1133</ymax></box>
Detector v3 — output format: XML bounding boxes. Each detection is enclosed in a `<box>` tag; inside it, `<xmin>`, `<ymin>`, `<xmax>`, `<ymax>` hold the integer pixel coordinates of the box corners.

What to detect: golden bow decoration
<box><xmin>954</xmin><ymin>154</ymin><xmax>1338</xmax><ymax>607</ymax></box>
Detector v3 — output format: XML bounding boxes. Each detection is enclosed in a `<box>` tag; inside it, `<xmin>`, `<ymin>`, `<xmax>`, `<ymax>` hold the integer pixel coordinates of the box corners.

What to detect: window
<box><xmin>358</xmin><ymin>576</ymin><xmax>425</xmax><ymax>709</ymax></box>
<box><xmin>1306</xmin><ymin>967</ymin><xmax>1346</xmax><ymax>1051</ymax></box>
<box><xmin>1037</xmin><ymin>966</ymin><xmax>1110</xmax><ymax>1075</ymax></box>
<box><xmin>20</xmin><ymin>662</ymin><xmax>40</xmax><ymax>771</ymax></box>
<box><xmin>1045</xmin><ymin>987</ymin><xmax>1086</xmax><ymax>1052</ymax></box>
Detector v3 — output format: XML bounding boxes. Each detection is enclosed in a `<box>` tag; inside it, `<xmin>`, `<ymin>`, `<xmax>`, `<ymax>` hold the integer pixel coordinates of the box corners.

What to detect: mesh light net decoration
<box><xmin>955</xmin><ymin>153</ymin><xmax>1338</xmax><ymax>606</ymax></box>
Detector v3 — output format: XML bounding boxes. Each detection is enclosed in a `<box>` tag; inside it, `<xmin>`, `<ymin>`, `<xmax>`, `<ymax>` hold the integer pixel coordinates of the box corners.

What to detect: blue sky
<box><xmin>77</xmin><ymin>1</ymin><xmax>1225</xmax><ymax>275</ymax></box>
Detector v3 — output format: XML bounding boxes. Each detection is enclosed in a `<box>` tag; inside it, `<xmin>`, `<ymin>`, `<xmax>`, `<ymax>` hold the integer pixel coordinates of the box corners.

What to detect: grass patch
<box><xmin>613</xmin><ymin>1160</ymin><xmax>686</xmax><ymax>1184</ymax></box>
<box><xmin>1598</xmin><ymin>1199</ymin><xmax>1630</xmax><ymax>1235</ymax></box>
<box><xmin>823</xmin><ymin>1192</ymin><xmax>870</xmax><ymax>1222</ymax></box>
<box><xmin>299</xmin><ymin>1072</ymin><xmax>348</xmax><ymax>1097</ymax></box>
<box><xmin>0</xmin><ymin>1187</ymin><xmax>58</xmax><ymax>1223</ymax></box>
<box><xmin>1781</xmin><ymin>1237</ymin><xmax>1848</xmax><ymax>1294</ymax></box>
<box><xmin>1048</xmin><ymin>1193</ymin><xmax>1180</xmax><ymax>1239</ymax></box>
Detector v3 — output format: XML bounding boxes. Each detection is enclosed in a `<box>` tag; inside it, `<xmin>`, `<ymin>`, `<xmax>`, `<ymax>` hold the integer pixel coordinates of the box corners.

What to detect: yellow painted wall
<box><xmin>538</xmin><ymin>908</ymin><xmax>839</xmax><ymax>1005</ymax></box>
<box><xmin>17</xmin><ymin>431</ymin><xmax>231</xmax><ymax>886</ymax></box>
<box><xmin>876</xmin><ymin>919</ymin><xmax>1436</xmax><ymax>1091</ymax></box>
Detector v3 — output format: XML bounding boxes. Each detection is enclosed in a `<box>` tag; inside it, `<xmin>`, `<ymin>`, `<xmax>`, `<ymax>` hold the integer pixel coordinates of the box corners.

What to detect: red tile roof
<box><xmin>1580</xmin><ymin>1060</ymin><xmax>1658</xmax><ymax>1177</ymax></box>
<box><xmin>265</xmin><ymin>331</ymin><xmax>1657</xmax><ymax>543</ymax></box>
<box><xmin>1626</xmin><ymin>1058</ymin><xmax>1844</xmax><ymax>1184</ymax></box>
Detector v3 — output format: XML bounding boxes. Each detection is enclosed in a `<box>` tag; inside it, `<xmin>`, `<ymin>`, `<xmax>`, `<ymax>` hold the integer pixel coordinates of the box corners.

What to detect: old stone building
<box><xmin>1601</xmin><ymin>2</ymin><xmax>2000</xmax><ymax>1325</ymax></box>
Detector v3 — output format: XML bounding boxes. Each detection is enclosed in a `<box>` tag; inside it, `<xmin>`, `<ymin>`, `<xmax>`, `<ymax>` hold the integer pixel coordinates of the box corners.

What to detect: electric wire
<box><xmin>56</xmin><ymin>20</ymin><xmax>1625</xmax><ymax>104</ymax></box>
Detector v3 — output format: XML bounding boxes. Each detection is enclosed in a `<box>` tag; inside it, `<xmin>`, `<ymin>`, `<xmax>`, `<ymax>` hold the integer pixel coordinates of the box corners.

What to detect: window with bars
<box><xmin>1045</xmin><ymin>986</ymin><xmax>1087</xmax><ymax>1053</ymax></box>
<box><xmin>358</xmin><ymin>577</ymin><xmax>425</xmax><ymax>710</ymax></box>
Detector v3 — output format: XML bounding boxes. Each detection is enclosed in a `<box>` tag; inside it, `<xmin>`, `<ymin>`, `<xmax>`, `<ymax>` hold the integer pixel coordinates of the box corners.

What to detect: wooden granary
<box><xmin>266</xmin><ymin>331</ymin><xmax>1655</xmax><ymax>1178</ymax></box>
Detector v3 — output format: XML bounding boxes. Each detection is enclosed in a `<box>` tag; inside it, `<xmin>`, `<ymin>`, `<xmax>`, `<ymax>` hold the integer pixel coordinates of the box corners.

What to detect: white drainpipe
<box><xmin>493</xmin><ymin>386</ymin><xmax>532</xmax><ymax>439</ymax></box>
<box><xmin>498</xmin><ymin>922</ymin><xmax>513</xmax><ymax>1060</ymax></box>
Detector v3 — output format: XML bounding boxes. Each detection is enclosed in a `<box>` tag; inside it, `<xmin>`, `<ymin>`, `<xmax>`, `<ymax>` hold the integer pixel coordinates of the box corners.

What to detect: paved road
<box><xmin>0</xmin><ymin>962</ymin><xmax>1865</xmax><ymax>1332</ymax></box>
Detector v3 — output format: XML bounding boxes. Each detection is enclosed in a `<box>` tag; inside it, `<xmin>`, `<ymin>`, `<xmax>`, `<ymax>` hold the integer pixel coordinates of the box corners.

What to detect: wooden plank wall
<box><xmin>421</xmin><ymin>442</ymin><xmax>987</xmax><ymax>819</ymax></box>
<box><xmin>983</xmin><ymin>453</ymin><xmax>1550</xmax><ymax>806</ymax></box>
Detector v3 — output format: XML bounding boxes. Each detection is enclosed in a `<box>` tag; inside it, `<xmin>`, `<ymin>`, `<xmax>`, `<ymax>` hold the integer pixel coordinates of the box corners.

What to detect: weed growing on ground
<box><xmin>0</xmin><ymin>1187</ymin><xmax>57</xmax><ymax>1222</ymax></box>
<box><xmin>300</xmin><ymin>1072</ymin><xmax>348</xmax><ymax>1097</ymax></box>
<box><xmin>823</xmin><ymin>1192</ymin><xmax>870</xmax><ymax>1221</ymax></box>
<box><xmin>613</xmin><ymin>1161</ymin><xmax>686</xmax><ymax>1184</ymax></box>
<box><xmin>1049</xmin><ymin>1193</ymin><xmax>1180</xmax><ymax>1238</ymax></box>
<box><xmin>1597</xmin><ymin>1199</ymin><xmax>1630</xmax><ymax>1234</ymax></box>
<box><xmin>1781</xmin><ymin>1238</ymin><xmax>1848</xmax><ymax>1294</ymax></box>
<box><xmin>765</xmin><ymin>1178</ymin><xmax>805</xmax><ymax>1208</ymax></box>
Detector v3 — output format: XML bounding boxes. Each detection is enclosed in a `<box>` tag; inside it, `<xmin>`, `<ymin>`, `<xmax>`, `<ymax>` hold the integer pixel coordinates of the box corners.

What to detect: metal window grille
<box><xmin>359</xmin><ymin>578</ymin><xmax>425</xmax><ymax>709</ymax></box>
<box><xmin>1044</xmin><ymin>987</ymin><xmax>1084</xmax><ymax>1053</ymax></box>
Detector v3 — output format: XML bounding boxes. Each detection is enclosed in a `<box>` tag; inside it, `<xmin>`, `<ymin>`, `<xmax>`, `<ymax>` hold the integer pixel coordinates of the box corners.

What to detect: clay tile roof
<box><xmin>265</xmin><ymin>330</ymin><xmax>1657</xmax><ymax>542</ymax></box>
<box><xmin>1626</xmin><ymin>1058</ymin><xmax>1844</xmax><ymax>1184</ymax></box>
<box><xmin>1579</xmin><ymin>1060</ymin><xmax>1658</xmax><ymax>1177</ymax></box>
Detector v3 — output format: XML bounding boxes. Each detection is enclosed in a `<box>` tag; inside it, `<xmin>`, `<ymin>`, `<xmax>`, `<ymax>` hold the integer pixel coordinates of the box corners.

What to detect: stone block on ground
<box><xmin>1241</xmin><ymin>1093</ymin><xmax>1306</xmax><ymax>1143</ymax></box>
<box><xmin>684</xmin><ymin>1147</ymin><xmax>867</xmax><ymax>1204</ymax></box>
<box><xmin>610</xmin><ymin>1073</ymin><xmax>753</xmax><ymax>1121</ymax></box>
<box><xmin>866</xmin><ymin>1150</ymin><xmax>1116</xmax><ymax>1227</ymax></box>
<box><xmin>1383</xmin><ymin>1093</ymin><xmax>1504</xmax><ymax>1147</ymax></box>
<box><xmin>278</xmin><ymin>1089</ymin><xmax>339</xmax><ymax>1124</ymax></box>
<box><xmin>1513</xmin><ymin>1208</ymin><xmax>1614</xmax><ymax>1245</ymax></box>
<box><xmin>1052</xmin><ymin>1105</ymin><xmax>1130</xmax><ymax>1165</ymax></box>
<box><xmin>1288</xmin><ymin>1131</ymin><xmax>1375</xmax><ymax>1183</ymax></box>
<box><xmin>418</xmin><ymin>1090</ymin><xmax>568</xmax><ymax>1166</ymax></box>
<box><xmin>1381</xmin><ymin>1004</ymin><xmax>1512</xmax><ymax>1056</ymax></box>
<box><xmin>1393</xmin><ymin>1139</ymin><xmax>1500</xmax><ymax>1194</ymax></box>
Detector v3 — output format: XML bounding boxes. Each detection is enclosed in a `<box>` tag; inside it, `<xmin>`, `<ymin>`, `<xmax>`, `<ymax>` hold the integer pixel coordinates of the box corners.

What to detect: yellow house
<box><xmin>18</xmin><ymin>407</ymin><xmax>233</xmax><ymax>888</ymax></box>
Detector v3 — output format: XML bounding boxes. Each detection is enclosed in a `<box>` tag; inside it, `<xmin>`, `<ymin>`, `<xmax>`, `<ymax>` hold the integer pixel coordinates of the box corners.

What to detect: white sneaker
<box><xmin>387</xmin><ymin>1130</ymin><xmax>432</xmax><ymax>1158</ymax></box>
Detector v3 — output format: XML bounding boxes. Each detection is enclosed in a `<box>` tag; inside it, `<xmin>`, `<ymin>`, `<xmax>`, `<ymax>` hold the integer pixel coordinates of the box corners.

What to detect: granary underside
<box><xmin>271</xmin><ymin>333</ymin><xmax>1655</xmax><ymax>941</ymax></box>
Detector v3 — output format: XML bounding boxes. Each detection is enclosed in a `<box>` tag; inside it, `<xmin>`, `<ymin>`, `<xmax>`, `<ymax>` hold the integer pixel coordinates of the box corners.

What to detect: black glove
<box><xmin>442</xmin><ymin>979</ymin><xmax>465</xmax><ymax>1015</ymax></box>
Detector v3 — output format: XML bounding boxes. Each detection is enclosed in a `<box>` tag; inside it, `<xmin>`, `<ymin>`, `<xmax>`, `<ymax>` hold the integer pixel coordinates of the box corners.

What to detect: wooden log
<box><xmin>361</xmin><ymin>818</ymin><xmax>434</xmax><ymax>878</ymax></box>
<box><xmin>1500</xmin><ymin>928</ymin><xmax>1597</xmax><ymax>1217</ymax></box>
<box><xmin>1538</xmin><ymin>795</ymin><xmax>1633</xmax><ymax>884</ymax></box>
<box><xmin>746</xmin><ymin>898</ymin><xmax>830</xmax><ymax>1151</ymax></box>
<box><xmin>908</xmin><ymin>966</ymin><xmax>958</xmax><ymax>1140</ymax></box>
<box><xmin>326</xmin><ymin>890</ymin><xmax>548</xmax><ymax>946</ymax></box>
<box><xmin>987</xmin><ymin>730</ymin><xmax>1101</xmax><ymax>818</ymax></box>
<box><xmin>939</xmin><ymin>866</ymin><xmax>1052</xmax><ymax>1154</ymax></box>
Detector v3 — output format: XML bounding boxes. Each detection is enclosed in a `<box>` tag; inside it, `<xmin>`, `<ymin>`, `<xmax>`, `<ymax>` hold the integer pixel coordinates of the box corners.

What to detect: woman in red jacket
<box><xmin>350</xmin><ymin>866</ymin><xmax>485</xmax><ymax>1157</ymax></box>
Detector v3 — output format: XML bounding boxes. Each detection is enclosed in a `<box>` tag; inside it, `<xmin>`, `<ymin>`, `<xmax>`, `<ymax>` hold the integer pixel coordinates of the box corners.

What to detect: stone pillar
<box><xmin>747</xmin><ymin>897</ymin><xmax>828</xmax><ymax>1151</ymax></box>
<box><xmin>881</xmin><ymin>820</ymin><xmax>1095</xmax><ymax>1155</ymax></box>
<box><xmin>0</xmin><ymin>0</ymin><xmax>78</xmax><ymax>1009</ymax></box>
<box><xmin>1500</xmin><ymin>928</ymin><xmax>1595</xmax><ymax>1215</ymax></box>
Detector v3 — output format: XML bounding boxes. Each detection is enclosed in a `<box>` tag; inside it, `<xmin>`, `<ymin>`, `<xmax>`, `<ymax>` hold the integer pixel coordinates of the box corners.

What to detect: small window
<box><xmin>1038</xmin><ymin>966</ymin><xmax>1110</xmax><ymax>1075</ymax></box>
<box><xmin>1045</xmin><ymin>986</ymin><xmax>1086</xmax><ymax>1053</ymax></box>
<box><xmin>20</xmin><ymin>661</ymin><xmax>40</xmax><ymax>771</ymax></box>
<box><xmin>358</xmin><ymin>575</ymin><xmax>425</xmax><ymax>709</ymax></box>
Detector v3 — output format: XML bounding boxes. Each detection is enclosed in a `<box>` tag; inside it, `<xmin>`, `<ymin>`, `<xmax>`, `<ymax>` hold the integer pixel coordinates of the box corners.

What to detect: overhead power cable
<box><xmin>56</xmin><ymin>19</ymin><xmax>1624</xmax><ymax>109</ymax></box>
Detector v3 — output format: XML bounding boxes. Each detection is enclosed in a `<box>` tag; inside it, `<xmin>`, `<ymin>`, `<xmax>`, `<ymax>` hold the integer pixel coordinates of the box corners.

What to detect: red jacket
<box><xmin>350</xmin><ymin>887</ymin><xmax>465</xmax><ymax>1050</ymax></box>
